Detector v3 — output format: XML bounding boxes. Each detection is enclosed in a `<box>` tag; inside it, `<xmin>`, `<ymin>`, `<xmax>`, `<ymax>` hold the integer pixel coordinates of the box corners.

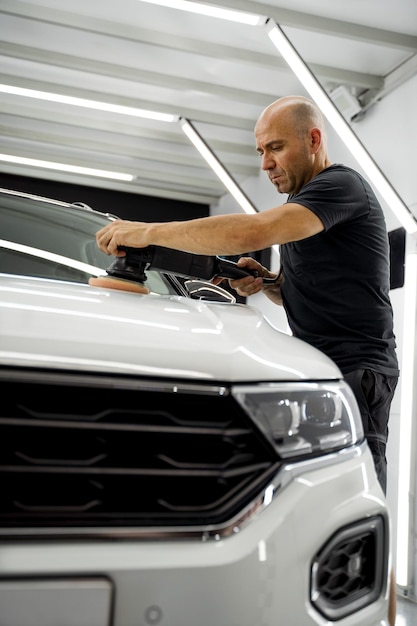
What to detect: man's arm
<box><xmin>95</xmin><ymin>203</ymin><xmax>324</xmax><ymax>257</ymax></box>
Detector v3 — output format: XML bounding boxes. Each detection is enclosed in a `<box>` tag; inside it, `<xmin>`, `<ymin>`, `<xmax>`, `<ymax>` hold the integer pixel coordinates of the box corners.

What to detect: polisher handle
<box><xmin>117</xmin><ymin>246</ymin><xmax>262</xmax><ymax>282</ymax></box>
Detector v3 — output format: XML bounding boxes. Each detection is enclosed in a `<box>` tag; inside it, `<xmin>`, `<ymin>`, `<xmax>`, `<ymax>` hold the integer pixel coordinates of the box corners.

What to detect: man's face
<box><xmin>255</xmin><ymin>111</ymin><xmax>314</xmax><ymax>195</ymax></box>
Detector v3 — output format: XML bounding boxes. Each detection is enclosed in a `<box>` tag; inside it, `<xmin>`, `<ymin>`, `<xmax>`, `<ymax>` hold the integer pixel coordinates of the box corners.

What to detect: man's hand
<box><xmin>96</xmin><ymin>220</ymin><xmax>149</xmax><ymax>256</ymax></box>
<box><xmin>224</xmin><ymin>257</ymin><xmax>267</xmax><ymax>296</ymax></box>
<box><xmin>224</xmin><ymin>256</ymin><xmax>284</xmax><ymax>305</ymax></box>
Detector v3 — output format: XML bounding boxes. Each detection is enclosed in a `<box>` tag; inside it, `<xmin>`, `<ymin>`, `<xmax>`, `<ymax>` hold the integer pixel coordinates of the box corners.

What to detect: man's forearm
<box><xmin>146</xmin><ymin>213</ymin><xmax>270</xmax><ymax>256</ymax></box>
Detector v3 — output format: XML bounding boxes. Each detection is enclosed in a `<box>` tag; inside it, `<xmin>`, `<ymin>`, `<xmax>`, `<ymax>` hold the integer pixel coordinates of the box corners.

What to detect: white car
<box><xmin>0</xmin><ymin>189</ymin><xmax>391</xmax><ymax>626</ymax></box>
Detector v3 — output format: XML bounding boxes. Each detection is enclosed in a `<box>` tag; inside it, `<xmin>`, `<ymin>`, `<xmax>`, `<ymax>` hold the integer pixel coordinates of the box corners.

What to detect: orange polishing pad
<box><xmin>88</xmin><ymin>275</ymin><xmax>150</xmax><ymax>294</ymax></box>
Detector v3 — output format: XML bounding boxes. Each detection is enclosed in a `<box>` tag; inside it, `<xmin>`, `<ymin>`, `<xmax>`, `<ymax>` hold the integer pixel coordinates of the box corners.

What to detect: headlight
<box><xmin>232</xmin><ymin>381</ymin><xmax>363</xmax><ymax>458</ymax></box>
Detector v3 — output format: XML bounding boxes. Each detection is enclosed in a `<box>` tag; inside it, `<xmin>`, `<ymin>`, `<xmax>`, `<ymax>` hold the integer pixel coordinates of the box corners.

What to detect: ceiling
<box><xmin>1</xmin><ymin>0</ymin><xmax>416</xmax><ymax>208</ymax></box>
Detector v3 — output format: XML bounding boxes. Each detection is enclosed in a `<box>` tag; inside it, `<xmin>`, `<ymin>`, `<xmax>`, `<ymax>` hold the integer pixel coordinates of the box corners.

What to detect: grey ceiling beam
<box><xmin>0</xmin><ymin>162</ymin><xmax>222</xmax><ymax>204</ymax></box>
<box><xmin>359</xmin><ymin>53</ymin><xmax>417</xmax><ymax>112</ymax></box>
<box><xmin>0</xmin><ymin>39</ymin><xmax>383</xmax><ymax>93</ymax></box>
<box><xmin>0</xmin><ymin>102</ymin><xmax>258</xmax><ymax>158</ymax></box>
<box><xmin>0</xmin><ymin>43</ymin><xmax>279</xmax><ymax>108</ymax></box>
<box><xmin>199</xmin><ymin>0</ymin><xmax>417</xmax><ymax>51</ymax></box>
<box><xmin>0</xmin><ymin>120</ymin><xmax>259</xmax><ymax>178</ymax></box>
<box><xmin>3</xmin><ymin>0</ymin><xmax>416</xmax><ymax>52</ymax></box>
<box><xmin>0</xmin><ymin>135</ymin><xmax>227</xmax><ymax>192</ymax></box>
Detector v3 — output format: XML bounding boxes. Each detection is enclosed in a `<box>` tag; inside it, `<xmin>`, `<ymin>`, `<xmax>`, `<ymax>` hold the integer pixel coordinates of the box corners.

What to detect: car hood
<box><xmin>0</xmin><ymin>273</ymin><xmax>341</xmax><ymax>382</ymax></box>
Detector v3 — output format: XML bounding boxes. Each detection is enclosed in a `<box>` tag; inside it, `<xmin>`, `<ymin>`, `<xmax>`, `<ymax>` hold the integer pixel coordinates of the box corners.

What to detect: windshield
<box><xmin>0</xmin><ymin>190</ymin><xmax>176</xmax><ymax>295</ymax></box>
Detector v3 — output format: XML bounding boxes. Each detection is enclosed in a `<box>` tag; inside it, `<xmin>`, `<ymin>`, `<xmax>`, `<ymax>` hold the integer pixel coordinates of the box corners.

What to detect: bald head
<box><xmin>255</xmin><ymin>96</ymin><xmax>328</xmax><ymax>145</ymax></box>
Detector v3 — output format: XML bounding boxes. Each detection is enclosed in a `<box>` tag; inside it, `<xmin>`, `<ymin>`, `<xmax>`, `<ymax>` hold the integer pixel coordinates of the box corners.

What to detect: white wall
<box><xmin>211</xmin><ymin>74</ymin><xmax>417</xmax><ymax>590</ymax></box>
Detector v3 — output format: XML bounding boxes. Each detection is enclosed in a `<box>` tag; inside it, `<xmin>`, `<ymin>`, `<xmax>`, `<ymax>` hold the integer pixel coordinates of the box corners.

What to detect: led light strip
<box><xmin>0</xmin><ymin>84</ymin><xmax>178</xmax><ymax>122</ymax></box>
<box><xmin>180</xmin><ymin>118</ymin><xmax>256</xmax><ymax>215</ymax></box>
<box><xmin>396</xmin><ymin>248</ymin><xmax>417</xmax><ymax>587</ymax></box>
<box><xmin>136</xmin><ymin>0</ymin><xmax>265</xmax><ymax>24</ymax></box>
<box><xmin>0</xmin><ymin>153</ymin><xmax>134</xmax><ymax>182</ymax></box>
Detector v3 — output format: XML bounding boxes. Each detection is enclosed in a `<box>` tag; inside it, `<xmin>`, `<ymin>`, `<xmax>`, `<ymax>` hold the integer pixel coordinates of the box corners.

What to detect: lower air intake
<box><xmin>311</xmin><ymin>515</ymin><xmax>387</xmax><ymax>620</ymax></box>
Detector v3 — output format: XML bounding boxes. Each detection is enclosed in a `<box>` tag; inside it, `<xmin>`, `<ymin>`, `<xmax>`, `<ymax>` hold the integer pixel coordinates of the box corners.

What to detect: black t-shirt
<box><xmin>280</xmin><ymin>164</ymin><xmax>399</xmax><ymax>376</ymax></box>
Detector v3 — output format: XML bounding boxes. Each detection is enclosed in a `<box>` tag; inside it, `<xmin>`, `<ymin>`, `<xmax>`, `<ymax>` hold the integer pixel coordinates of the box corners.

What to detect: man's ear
<box><xmin>310</xmin><ymin>127</ymin><xmax>322</xmax><ymax>153</ymax></box>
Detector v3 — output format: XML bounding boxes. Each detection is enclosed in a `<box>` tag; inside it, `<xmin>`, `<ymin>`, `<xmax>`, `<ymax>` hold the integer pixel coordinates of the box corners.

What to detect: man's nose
<box><xmin>260</xmin><ymin>152</ymin><xmax>275</xmax><ymax>171</ymax></box>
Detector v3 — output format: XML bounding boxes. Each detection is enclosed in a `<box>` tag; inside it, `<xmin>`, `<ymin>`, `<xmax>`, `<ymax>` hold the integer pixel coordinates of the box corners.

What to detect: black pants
<box><xmin>344</xmin><ymin>369</ymin><xmax>398</xmax><ymax>495</ymax></box>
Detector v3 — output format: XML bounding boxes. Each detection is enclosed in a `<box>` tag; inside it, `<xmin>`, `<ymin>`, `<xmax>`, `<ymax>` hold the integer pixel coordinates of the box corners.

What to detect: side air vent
<box><xmin>0</xmin><ymin>369</ymin><xmax>279</xmax><ymax>533</ymax></box>
<box><xmin>310</xmin><ymin>516</ymin><xmax>387</xmax><ymax>620</ymax></box>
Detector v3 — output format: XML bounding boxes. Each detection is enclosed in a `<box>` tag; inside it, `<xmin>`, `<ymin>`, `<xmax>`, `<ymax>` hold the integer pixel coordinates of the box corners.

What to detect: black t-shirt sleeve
<box><xmin>288</xmin><ymin>166</ymin><xmax>371</xmax><ymax>231</ymax></box>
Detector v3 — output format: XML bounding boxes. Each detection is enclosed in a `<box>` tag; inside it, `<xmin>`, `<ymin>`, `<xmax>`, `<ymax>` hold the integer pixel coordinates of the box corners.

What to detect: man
<box><xmin>95</xmin><ymin>95</ymin><xmax>398</xmax><ymax>624</ymax></box>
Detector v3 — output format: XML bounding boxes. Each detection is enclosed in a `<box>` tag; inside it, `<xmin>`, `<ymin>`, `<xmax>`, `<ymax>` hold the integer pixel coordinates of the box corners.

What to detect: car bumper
<box><xmin>0</xmin><ymin>445</ymin><xmax>390</xmax><ymax>626</ymax></box>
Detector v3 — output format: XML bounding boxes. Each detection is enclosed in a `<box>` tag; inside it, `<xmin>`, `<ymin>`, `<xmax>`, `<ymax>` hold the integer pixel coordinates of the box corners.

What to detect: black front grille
<box><xmin>1</xmin><ymin>368</ymin><xmax>279</xmax><ymax>531</ymax></box>
<box><xmin>311</xmin><ymin>516</ymin><xmax>387</xmax><ymax>620</ymax></box>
